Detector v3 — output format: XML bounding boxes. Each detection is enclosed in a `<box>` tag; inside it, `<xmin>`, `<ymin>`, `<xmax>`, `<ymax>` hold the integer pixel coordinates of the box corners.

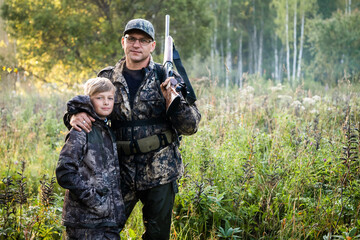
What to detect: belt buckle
<box><xmin>158</xmin><ymin>133</ymin><xmax>169</xmax><ymax>146</ymax></box>
<box><xmin>129</xmin><ymin>141</ymin><xmax>138</xmax><ymax>155</ymax></box>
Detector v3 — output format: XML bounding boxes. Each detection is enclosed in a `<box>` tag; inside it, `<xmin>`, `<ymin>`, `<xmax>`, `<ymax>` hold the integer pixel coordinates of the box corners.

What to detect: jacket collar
<box><xmin>112</xmin><ymin>56</ymin><xmax>156</xmax><ymax>83</ymax></box>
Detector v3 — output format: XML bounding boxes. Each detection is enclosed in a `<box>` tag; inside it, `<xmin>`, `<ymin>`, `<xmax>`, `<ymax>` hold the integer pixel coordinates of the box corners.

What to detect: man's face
<box><xmin>122</xmin><ymin>30</ymin><xmax>156</xmax><ymax>66</ymax></box>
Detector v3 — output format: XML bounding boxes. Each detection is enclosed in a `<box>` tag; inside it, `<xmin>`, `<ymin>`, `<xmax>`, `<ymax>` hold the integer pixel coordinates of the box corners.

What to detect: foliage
<box><xmin>307</xmin><ymin>10</ymin><xmax>360</xmax><ymax>84</ymax></box>
<box><xmin>0</xmin><ymin>0</ymin><xmax>213</xmax><ymax>86</ymax></box>
<box><xmin>1</xmin><ymin>0</ymin><xmax>360</xmax><ymax>87</ymax></box>
<box><xmin>3</xmin><ymin>74</ymin><xmax>360</xmax><ymax>239</ymax></box>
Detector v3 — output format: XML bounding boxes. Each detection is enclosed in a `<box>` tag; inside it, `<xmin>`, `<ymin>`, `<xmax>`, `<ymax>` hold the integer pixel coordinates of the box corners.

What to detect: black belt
<box><xmin>111</xmin><ymin>118</ymin><xmax>168</xmax><ymax>128</ymax></box>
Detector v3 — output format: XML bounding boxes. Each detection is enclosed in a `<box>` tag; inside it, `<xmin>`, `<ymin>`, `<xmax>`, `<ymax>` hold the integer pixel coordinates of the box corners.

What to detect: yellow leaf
<box><xmin>0</xmin><ymin>40</ymin><xmax>6</xmax><ymax>48</ymax></box>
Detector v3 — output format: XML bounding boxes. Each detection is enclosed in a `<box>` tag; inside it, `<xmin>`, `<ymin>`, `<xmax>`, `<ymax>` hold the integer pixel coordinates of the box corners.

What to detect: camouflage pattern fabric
<box><xmin>97</xmin><ymin>57</ymin><xmax>201</xmax><ymax>191</ymax></box>
<box><xmin>65</xmin><ymin>226</ymin><xmax>121</xmax><ymax>240</ymax></box>
<box><xmin>57</xmin><ymin>96</ymin><xmax>125</xmax><ymax>229</ymax></box>
<box><xmin>123</xmin><ymin>18</ymin><xmax>155</xmax><ymax>40</ymax></box>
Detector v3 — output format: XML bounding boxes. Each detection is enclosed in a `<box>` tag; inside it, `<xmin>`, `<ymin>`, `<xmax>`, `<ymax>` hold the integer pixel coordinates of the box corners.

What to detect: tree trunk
<box><xmin>225</xmin><ymin>0</ymin><xmax>232</xmax><ymax>90</ymax></box>
<box><xmin>296</xmin><ymin>11</ymin><xmax>305</xmax><ymax>80</ymax></box>
<box><xmin>248</xmin><ymin>27</ymin><xmax>254</xmax><ymax>74</ymax></box>
<box><xmin>253</xmin><ymin>0</ymin><xmax>258</xmax><ymax>74</ymax></box>
<box><xmin>211</xmin><ymin>35</ymin><xmax>216</xmax><ymax>82</ymax></box>
<box><xmin>279</xmin><ymin>46</ymin><xmax>284</xmax><ymax>83</ymax></box>
<box><xmin>274</xmin><ymin>36</ymin><xmax>279</xmax><ymax>82</ymax></box>
<box><xmin>237</xmin><ymin>32</ymin><xmax>243</xmax><ymax>88</ymax></box>
<box><xmin>285</xmin><ymin>0</ymin><xmax>291</xmax><ymax>84</ymax></box>
<box><xmin>345</xmin><ymin>0</ymin><xmax>348</xmax><ymax>14</ymax></box>
<box><xmin>292</xmin><ymin>0</ymin><xmax>297</xmax><ymax>83</ymax></box>
<box><xmin>220</xmin><ymin>41</ymin><xmax>225</xmax><ymax>85</ymax></box>
<box><xmin>349</xmin><ymin>0</ymin><xmax>351</xmax><ymax>14</ymax></box>
<box><xmin>258</xmin><ymin>15</ymin><xmax>264</xmax><ymax>76</ymax></box>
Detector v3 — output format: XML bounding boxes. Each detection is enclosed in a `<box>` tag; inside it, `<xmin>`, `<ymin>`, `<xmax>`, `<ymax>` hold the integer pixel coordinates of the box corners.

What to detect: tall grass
<box><xmin>1</xmin><ymin>77</ymin><xmax>360</xmax><ymax>239</ymax></box>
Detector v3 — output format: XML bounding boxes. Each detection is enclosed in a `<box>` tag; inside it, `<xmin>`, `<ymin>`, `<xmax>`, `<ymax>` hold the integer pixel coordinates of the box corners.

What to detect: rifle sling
<box><xmin>172</xmin><ymin>44</ymin><xmax>197</xmax><ymax>105</ymax></box>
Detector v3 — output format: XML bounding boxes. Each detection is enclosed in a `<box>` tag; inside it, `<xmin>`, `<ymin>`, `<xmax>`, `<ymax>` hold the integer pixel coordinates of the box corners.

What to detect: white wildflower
<box><xmin>291</xmin><ymin>100</ymin><xmax>302</xmax><ymax>107</ymax></box>
<box><xmin>241</xmin><ymin>86</ymin><xmax>254</xmax><ymax>94</ymax></box>
<box><xmin>269</xmin><ymin>83</ymin><xmax>283</xmax><ymax>92</ymax></box>
<box><xmin>310</xmin><ymin>109</ymin><xmax>319</xmax><ymax>114</ymax></box>
<box><xmin>303</xmin><ymin>97</ymin><xmax>316</xmax><ymax>106</ymax></box>
<box><xmin>278</xmin><ymin>95</ymin><xmax>293</xmax><ymax>104</ymax></box>
<box><xmin>312</xmin><ymin>95</ymin><xmax>321</xmax><ymax>102</ymax></box>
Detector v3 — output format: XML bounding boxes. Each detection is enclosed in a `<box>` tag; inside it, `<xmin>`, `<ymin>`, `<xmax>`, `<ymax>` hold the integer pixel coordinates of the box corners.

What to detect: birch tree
<box><xmin>237</xmin><ymin>32</ymin><xmax>243</xmax><ymax>87</ymax></box>
<box><xmin>285</xmin><ymin>0</ymin><xmax>291</xmax><ymax>84</ymax></box>
<box><xmin>292</xmin><ymin>0</ymin><xmax>297</xmax><ymax>82</ymax></box>
<box><xmin>225</xmin><ymin>0</ymin><xmax>232</xmax><ymax>90</ymax></box>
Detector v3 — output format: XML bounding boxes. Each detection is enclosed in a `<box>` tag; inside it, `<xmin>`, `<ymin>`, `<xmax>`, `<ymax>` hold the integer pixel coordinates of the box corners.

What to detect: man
<box><xmin>65</xmin><ymin>18</ymin><xmax>201</xmax><ymax>239</ymax></box>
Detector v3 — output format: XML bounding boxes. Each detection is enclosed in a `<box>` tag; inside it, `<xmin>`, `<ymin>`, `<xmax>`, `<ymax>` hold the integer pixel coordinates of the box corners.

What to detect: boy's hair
<box><xmin>84</xmin><ymin>77</ymin><xmax>116</xmax><ymax>96</ymax></box>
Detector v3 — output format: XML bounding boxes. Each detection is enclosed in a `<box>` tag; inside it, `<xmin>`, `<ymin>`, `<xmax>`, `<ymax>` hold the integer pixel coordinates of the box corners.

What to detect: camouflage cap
<box><xmin>123</xmin><ymin>19</ymin><xmax>155</xmax><ymax>40</ymax></box>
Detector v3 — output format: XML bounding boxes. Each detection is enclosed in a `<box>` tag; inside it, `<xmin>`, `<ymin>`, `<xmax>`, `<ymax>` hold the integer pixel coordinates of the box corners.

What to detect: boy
<box><xmin>56</xmin><ymin>77</ymin><xmax>125</xmax><ymax>240</ymax></box>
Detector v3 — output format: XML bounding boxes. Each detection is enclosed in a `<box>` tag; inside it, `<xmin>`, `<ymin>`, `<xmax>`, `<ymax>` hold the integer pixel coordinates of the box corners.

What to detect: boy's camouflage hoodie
<box><xmin>56</xmin><ymin>95</ymin><xmax>125</xmax><ymax>229</ymax></box>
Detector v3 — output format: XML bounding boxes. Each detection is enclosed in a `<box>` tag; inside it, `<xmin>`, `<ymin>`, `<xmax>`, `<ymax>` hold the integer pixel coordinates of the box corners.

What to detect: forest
<box><xmin>1</xmin><ymin>0</ymin><xmax>360</xmax><ymax>239</ymax></box>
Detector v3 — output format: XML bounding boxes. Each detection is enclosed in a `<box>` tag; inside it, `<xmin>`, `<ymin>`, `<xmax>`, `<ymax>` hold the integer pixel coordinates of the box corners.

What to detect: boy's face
<box><xmin>90</xmin><ymin>90</ymin><xmax>115</xmax><ymax>119</ymax></box>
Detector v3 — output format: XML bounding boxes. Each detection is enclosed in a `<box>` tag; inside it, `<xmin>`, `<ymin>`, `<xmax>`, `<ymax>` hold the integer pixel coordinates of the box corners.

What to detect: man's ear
<box><xmin>150</xmin><ymin>41</ymin><xmax>156</xmax><ymax>53</ymax></box>
<box><xmin>121</xmin><ymin>37</ymin><xmax>125</xmax><ymax>48</ymax></box>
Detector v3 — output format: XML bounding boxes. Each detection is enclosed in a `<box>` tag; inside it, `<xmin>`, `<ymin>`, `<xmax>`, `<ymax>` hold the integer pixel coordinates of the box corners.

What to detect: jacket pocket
<box><xmin>80</xmin><ymin>187</ymin><xmax>111</xmax><ymax>218</ymax></box>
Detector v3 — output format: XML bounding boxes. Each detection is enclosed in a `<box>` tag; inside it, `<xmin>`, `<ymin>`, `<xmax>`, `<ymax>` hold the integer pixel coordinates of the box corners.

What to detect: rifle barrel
<box><xmin>165</xmin><ymin>15</ymin><xmax>170</xmax><ymax>38</ymax></box>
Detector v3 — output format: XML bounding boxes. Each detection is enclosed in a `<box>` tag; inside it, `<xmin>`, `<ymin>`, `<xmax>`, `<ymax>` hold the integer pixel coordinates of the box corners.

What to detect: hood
<box><xmin>67</xmin><ymin>95</ymin><xmax>103</xmax><ymax>121</ymax></box>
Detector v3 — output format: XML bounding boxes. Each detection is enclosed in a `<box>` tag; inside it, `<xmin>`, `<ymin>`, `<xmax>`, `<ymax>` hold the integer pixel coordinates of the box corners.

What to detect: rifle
<box><xmin>163</xmin><ymin>15</ymin><xmax>197</xmax><ymax>116</ymax></box>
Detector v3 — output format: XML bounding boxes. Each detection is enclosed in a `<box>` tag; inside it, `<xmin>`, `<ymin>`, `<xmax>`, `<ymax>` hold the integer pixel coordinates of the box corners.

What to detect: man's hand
<box><xmin>160</xmin><ymin>77</ymin><xmax>181</xmax><ymax>116</ymax></box>
<box><xmin>70</xmin><ymin>112</ymin><xmax>95</xmax><ymax>133</ymax></box>
<box><xmin>160</xmin><ymin>77</ymin><xmax>179</xmax><ymax>99</ymax></box>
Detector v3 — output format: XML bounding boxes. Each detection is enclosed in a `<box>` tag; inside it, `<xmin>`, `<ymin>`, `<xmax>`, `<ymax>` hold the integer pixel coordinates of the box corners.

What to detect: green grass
<box><xmin>1</xmin><ymin>78</ymin><xmax>360</xmax><ymax>239</ymax></box>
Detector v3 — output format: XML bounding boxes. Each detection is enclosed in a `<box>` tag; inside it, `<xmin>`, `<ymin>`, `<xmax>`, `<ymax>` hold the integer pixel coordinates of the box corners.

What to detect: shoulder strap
<box><xmin>172</xmin><ymin>45</ymin><xmax>197</xmax><ymax>105</ymax></box>
<box><xmin>154</xmin><ymin>63</ymin><xmax>165</xmax><ymax>83</ymax></box>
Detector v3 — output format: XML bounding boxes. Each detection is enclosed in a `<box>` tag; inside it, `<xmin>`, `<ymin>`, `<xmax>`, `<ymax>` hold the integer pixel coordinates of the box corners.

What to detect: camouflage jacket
<box><xmin>97</xmin><ymin>58</ymin><xmax>201</xmax><ymax>192</ymax></box>
<box><xmin>56</xmin><ymin>95</ymin><xmax>125</xmax><ymax>229</ymax></box>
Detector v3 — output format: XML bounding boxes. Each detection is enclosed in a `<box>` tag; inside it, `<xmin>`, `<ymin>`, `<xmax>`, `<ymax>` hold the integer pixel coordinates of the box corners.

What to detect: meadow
<box><xmin>1</xmin><ymin>76</ymin><xmax>360</xmax><ymax>239</ymax></box>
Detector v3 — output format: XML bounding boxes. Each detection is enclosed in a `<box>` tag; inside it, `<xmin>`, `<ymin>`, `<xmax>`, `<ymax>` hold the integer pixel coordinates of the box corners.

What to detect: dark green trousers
<box><xmin>123</xmin><ymin>181</ymin><xmax>178</xmax><ymax>240</ymax></box>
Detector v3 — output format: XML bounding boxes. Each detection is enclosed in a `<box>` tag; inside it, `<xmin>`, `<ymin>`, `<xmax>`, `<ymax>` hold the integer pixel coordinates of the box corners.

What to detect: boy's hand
<box><xmin>70</xmin><ymin>112</ymin><xmax>95</xmax><ymax>133</ymax></box>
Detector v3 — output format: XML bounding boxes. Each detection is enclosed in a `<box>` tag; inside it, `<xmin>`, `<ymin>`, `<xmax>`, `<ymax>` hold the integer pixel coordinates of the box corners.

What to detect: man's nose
<box><xmin>133</xmin><ymin>39</ymin><xmax>141</xmax><ymax>47</ymax></box>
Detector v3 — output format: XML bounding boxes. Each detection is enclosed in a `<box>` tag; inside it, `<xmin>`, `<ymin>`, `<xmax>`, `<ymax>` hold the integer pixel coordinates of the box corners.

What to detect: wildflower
<box><xmin>303</xmin><ymin>97</ymin><xmax>316</xmax><ymax>106</ymax></box>
<box><xmin>7</xmin><ymin>67</ymin><xmax>12</xmax><ymax>73</ymax></box>
<box><xmin>14</xmin><ymin>68</ymin><xmax>18</xmax><ymax>73</ymax></box>
<box><xmin>240</xmin><ymin>86</ymin><xmax>254</xmax><ymax>94</ymax></box>
<box><xmin>278</xmin><ymin>95</ymin><xmax>293</xmax><ymax>104</ymax></box>
<box><xmin>291</xmin><ymin>100</ymin><xmax>302</xmax><ymax>107</ymax></box>
<box><xmin>269</xmin><ymin>83</ymin><xmax>283</xmax><ymax>92</ymax></box>
<box><xmin>245</xmin><ymin>86</ymin><xmax>255</xmax><ymax>93</ymax></box>
<box><xmin>312</xmin><ymin>95</ymin><xmax>321</xmax><ymax>102</ymax></box>
<box><xmin>323</xmin><ymin>158</ymin><xmax>327</xmax><ymax>162</ymax></box>
<box><xmin>2</xmin><ymin>66</ymin><xmax>5</xmax><ymax>71</ymax></box>
<box><xmin>310</xmin><ymin>109</ymin><xmax>319</xmax><ymax>114</ymax></box>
